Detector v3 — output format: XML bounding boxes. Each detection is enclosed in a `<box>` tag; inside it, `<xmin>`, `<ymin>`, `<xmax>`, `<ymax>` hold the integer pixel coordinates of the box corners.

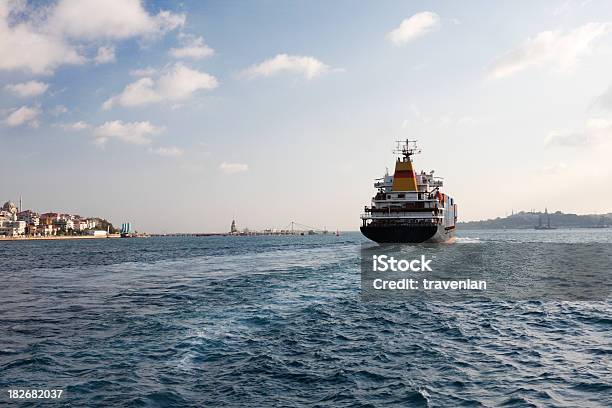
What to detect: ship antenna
<box><xmin>394</xmin><ymin>139</ymin><xmax>421</xmax><ymax>160</ymax></box>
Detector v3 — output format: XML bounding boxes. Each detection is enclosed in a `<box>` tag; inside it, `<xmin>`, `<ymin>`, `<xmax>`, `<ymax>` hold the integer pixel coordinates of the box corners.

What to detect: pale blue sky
<box><xmin>2</xmin><ymin>0</ymin><xmax>612</xmax><ymax>232</ymax></box>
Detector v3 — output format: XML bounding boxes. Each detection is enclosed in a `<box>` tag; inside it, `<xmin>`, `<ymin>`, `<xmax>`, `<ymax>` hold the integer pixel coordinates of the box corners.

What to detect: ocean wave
<box><xmin>455</xmin><ymin>237</ymin><xmax>482</xmax><ymax>244</ymax></box>
<box><xmin>2</xmin><ymin>233</ymin><xmax>612</xmax><ymax>406</ymax></box>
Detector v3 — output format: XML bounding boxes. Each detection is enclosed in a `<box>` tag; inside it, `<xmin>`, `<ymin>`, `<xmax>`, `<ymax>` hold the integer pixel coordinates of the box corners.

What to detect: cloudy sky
<box><xmin>2</xmin><ymin>0</ymin><xmax>612</xmax><ymax>232</ymax></box>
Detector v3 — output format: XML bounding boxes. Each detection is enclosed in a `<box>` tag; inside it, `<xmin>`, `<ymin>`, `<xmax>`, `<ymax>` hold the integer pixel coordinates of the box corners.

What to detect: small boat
<box><xmin>534</xmin><ymin>209</ymin><xmax>556</xmax><ymax>230</ymax></box>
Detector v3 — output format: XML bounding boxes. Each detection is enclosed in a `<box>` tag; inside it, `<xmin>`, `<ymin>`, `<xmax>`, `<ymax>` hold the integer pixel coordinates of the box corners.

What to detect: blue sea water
<box><xmin>0</xmin><ymin>230</ymin><xmax>611</xmax><ymax>407</ymax></box>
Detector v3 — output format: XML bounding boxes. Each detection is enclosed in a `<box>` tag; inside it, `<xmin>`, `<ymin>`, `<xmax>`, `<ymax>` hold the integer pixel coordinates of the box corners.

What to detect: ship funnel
<box><xmin>391</xmin><ymin>158</ymin><xmax>418</xmax><ymax>191</ymax></box>
<box><xmin>391</xmin><ymin>139</ymin><xmax>419</xmax><ymax>191</ymax></box>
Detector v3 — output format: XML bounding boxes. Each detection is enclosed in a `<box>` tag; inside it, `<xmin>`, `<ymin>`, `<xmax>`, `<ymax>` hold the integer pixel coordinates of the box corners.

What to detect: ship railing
<box><xmin>372</xmin><ymin>197</ymin><xmax>440</xmax><ymax>203</ymax></box>
<box><xmin>366</xmin><ymin>203</ymin><xmax>442</xmax><ymax>212</ymax></box>
<box><xmin>361</xmin><ymin>213</ymin><xmax>442</xmax><ymax>220</ymax></box>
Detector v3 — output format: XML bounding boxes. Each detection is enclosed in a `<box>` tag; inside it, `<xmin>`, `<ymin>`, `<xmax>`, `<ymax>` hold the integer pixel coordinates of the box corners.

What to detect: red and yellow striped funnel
<box><xmin>392</xmin><ymin>159</ymin><xmax>418</xmax><ymax>191</ymax></box>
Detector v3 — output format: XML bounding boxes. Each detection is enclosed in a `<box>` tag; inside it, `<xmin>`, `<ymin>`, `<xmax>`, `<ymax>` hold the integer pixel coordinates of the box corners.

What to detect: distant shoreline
<box><xmin>2</xmin><ymin>228</ymin><xmax>608</xmax><ymax>242</ymax></box>
<box><xmin>458</xmin><ymin>225</ymin><xmax>610</xmax><ymax>230</ymax></box>
<box><xmin>458</xmin><ymin>211</ymin><xmax>610</xmax><ymax>230</ymax></box>
<box><xmin>148</xmin><ymin>232</ymin><xmax>351</xmax><ymax>237</ymax></box>
<box><xmin>0</xmin><ymin>232</ymin><xmax>353</xmax><ymax>241</ymax></box>
<box><xmin>0</xmin><ymin>234</ymin><xmax>121</xmax><ymax>241</ymax></box>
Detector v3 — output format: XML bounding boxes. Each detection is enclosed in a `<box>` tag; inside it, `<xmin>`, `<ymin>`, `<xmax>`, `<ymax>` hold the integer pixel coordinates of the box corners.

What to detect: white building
<box><xmin>53</xmin><ymin>218</ymin><xmax>74</xmax><ymax>231</ymax></box>
<box><xmin>0</xmin><ymin>201</ymin><xmax>25</xmax><ymax>236</ymax></box>
<box><xmin>74</xmin><ymin>220</ymin><xmax>88</xmax><ymax>231</ymax></box>
<box><xmin>86</xmin><ymin>230</ymin><xmax>107</xmax><ymax>237</ymax></box>
<box><xmin>0</xmin><ymin>220</ymin><xmax>26</xmax><ymax>236</ymax></box>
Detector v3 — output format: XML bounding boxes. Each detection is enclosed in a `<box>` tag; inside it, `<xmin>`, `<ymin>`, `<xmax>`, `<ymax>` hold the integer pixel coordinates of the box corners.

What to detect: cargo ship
<box><xmin>360</xmin><ymin>140</ymin><xmax>457</xmax><ymax>243</ymax></box>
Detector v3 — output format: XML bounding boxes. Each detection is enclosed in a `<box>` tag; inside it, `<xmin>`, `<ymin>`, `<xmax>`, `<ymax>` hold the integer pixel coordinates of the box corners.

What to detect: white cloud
<box><xmin>585</xmin><ymin>117</ymin><xmax>612</xmax><ymax>135</ymax></box>
<box><xmin>104</xmin><ymin>63</ymin><xmax>218</xmax><ymax>109</ymax></box>
<box><xmin>48</xmin><ymin>0</ymin><xmax>185</xmax><ymax>40</ymax></box>
<box><xmin>150</xmin><ymin>146</ymin><xmax>183</xmax><ymax>157</ymax></box>
<box><xmin>0</xmin><ymin>0</ymin><xmax>183</xmax><ymax>74</ymax></box>
<box><xmin>93</xmin><ymin>120</ymin><xmax>163</xmax><ymax>145</ymax></box>
<box><xmin>93</xmin><ymin>137</ymin><xmax>108</xmax><ymax>147</ymax></box>
<box><xmin>5</xmin><ymin>105</ymin><xmax>40</xmax><ymax>127</ymax></box>
<box><xmin>5</xmin><ymin>80</ymin><xmax>49</xmax><ymax>97</ymax></box>
<box><xmin>51</xmin><ymin>105</ymin><xmax>69</xmax><ymax>116</ymax></box>
<box><xmin>487</xmin><ymin>22</ymin><xmax>612</xmax><ymax>80</ymax></box>
<box><xmin>386</xmin><ymin>12</ymin><xmax>440</xmax><ymax>46</ymax></box>
<box><xmin>238</xmin><ymin>54</ymin><xmax>332</xmax><ymax>80</ymax></box>
<box><xmin>169</xmin><ymin>34</ymin><xmax>214</xmax><ymax>59</ymax></box>
<box><xmin>94</xmin><ymin>45</ymin><xmax>116</xmax><ymax>64</ymax></box>
<box><xmin>219</xmin><ymin>162</ymin><xmax>248</xmax><ymax>174</ymax></box>
<box><xmin>103</xmin><ymin>77</ymin><xmax>161</xmax><ymax>109</ymax></box>
<box><xmin>60</xmin><ymin>121</ymin><xmax>90</xmax><ymax>131</ymax></box>
<box><xmin>156</xmin><ymin>63</ymin><xmax>218</xmax><ymax>100</ymax></box>
<box><xmin>546</xmin><ymin>118</ymin><xmax>612</xmax><ymax>147</ymax></box>
<box><xmin>545</xmin><ymin>129</ymin><xmax>588</xmax><ymax>147</ymax></box>
<box><xmin>130</xmin><ymin>67</ymin><xmax>157</xmax><ymax>76</ymax></box>
<box><xmin>0</xmin><ymin>2</ymin><xmax>85</xmax><ymax>74</ymax></box>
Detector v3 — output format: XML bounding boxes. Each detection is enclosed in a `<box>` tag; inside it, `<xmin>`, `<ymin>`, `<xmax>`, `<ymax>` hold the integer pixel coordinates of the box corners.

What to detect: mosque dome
<box><xmin>2</xmin><ymin>201</ymin><xmax>17</xmax><ymax>213</ymax></box>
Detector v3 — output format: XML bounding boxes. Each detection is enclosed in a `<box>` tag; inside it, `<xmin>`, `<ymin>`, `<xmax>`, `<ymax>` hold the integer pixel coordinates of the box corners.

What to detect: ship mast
<box><xmin>394</xmin><ymin>139</ymin><xmax>421</xmax><ymax>162</ymax></box>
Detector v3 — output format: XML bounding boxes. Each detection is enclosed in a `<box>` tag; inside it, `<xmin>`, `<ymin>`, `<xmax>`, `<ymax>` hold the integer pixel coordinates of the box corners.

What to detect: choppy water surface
<box><xmin>1</xmin><ymin>230</ymin><xmax>611</xmax><ymax>407</ymax></box>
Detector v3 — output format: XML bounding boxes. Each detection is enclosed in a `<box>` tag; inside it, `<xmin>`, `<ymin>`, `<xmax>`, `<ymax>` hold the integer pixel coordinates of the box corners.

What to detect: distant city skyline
<box><xmin>2</xmin><ymin>0</ymin><xmax>612</xmax><ymax>233</ymax></box>
<box><xmin>4</xmin><ymin>194</ymin><xmax>610</xmax><ymax>233</ymax></box>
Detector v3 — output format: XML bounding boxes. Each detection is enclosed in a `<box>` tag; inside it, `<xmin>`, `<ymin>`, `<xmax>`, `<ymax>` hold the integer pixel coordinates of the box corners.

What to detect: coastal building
<box><xmin>0</xmin><ymin>201</ymin><xmax>26</xmax><ymax>236</ymax></box>
<box><xmin>18</xmin><ymin>210</ymin><xmax>40</xmax><ymax>226</ymax></box>
<box><xmin>37</xmin><ymin>224</ymin><xmax>56</xmax><ymax>236</ymax></box>
<box><xmin>54</xmin><ymin>218</ymin><xmax>74</xmax><ymax>232</ymax></box>
<box><xmin>86</xmin><ymin>230</ymin><xmax>107</xmax><ymax>237</ymax></box>
<box><xmin>0</xmin><ymin>220</ymin><xmax>26</xmax><ymax>236</ymax></box>
<box><xmin>40</xmin><ymin>212</ymin><xmax>61</xmax><ymax>225</ymax></box>
<box><xmin>1</xmin><ymin>198</ymin><xmax>114</xmax><ymax>237</ymax></box>
<box><xmin>0</xmin><ymin>211</ymin><xmax>13</xmax><ymax>225</ymax></box>
<box><xmin>74</xmin><ymin>220</ymin><xmax>88</xmax><ymax>232</ymax></box>
<box><xmin>2</xmin><ymin>201</ymin><xmax>16</xmax><ymax>213</ymax></box>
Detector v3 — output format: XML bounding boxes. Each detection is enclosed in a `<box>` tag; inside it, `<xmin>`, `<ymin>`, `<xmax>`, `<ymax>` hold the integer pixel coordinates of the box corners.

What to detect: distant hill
<box><xmin>458</xmin><ymin>211</ymin><xmax>612</xmax><ymax>230</ymax></box>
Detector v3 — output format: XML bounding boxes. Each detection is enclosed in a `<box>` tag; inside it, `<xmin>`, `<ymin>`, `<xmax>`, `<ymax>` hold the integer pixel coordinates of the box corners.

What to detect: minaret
<box><xmin>19</xmin><ymin>195</ymin><xmax>22</xmax><ymax>212</ymax></box>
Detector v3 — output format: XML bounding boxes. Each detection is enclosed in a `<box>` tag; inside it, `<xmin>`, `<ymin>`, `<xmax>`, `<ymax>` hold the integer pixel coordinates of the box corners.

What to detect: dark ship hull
<box><xmin>360</xmin><ymin>223</ymin><xmax>455</xmax><ymax>243</ymax></box>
